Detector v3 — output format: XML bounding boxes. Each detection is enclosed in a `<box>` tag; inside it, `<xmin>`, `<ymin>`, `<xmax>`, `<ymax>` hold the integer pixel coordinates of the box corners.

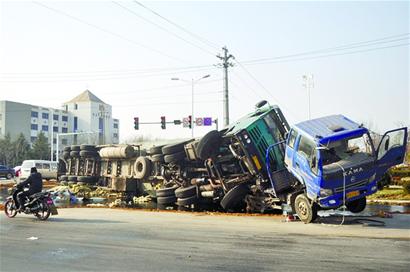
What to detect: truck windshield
<box><xmin>320</xmin><ymin>133</ymin><xmax>374</xmax><ymax>166</ymax></box>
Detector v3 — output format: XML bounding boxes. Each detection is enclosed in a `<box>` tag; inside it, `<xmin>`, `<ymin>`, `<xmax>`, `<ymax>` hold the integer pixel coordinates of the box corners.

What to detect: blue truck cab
<box><xmin>284</xmin><ymin>115</ymin><xmax>407</xmax><ymax>223</ymax></box>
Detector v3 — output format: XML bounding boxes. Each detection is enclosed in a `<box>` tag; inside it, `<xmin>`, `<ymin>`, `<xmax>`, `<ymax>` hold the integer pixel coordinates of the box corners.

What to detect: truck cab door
<box><xmin>375</xmin><ymin>127</ymin><xmax>408</xmax><ymax>180</ymax></box>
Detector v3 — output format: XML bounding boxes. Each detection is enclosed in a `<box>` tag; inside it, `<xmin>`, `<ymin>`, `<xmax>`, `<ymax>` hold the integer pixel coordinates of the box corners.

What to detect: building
<box><xmin>0</xmin><ymin>90</ymin><xmax>119</xmax><ymax>158</ymax></box>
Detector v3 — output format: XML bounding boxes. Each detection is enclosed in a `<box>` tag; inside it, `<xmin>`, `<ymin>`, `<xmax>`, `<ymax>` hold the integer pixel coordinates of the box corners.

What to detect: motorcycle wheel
<box><xmin>34</xmin><ymin>201</ymin><xmax>51</xmax><ymax>221</ymax></box>
<box><xmin>4</xmin><ymin>199</ymin><xmax>17</xmax><ymax>218</ymax></box>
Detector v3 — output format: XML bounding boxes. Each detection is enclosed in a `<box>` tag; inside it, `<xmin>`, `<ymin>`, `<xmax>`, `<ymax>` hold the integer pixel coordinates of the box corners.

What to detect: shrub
<box><xmin>402</xmin><ymin>178</ymin><xmax>410</xmax><ymax>194</ymax></box>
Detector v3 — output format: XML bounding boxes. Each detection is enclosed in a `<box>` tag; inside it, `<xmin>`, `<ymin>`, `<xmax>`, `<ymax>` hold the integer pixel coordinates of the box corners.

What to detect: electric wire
<box><xmin>32</xmin><ymin>1</ymin><xmax>190</xmax><ymax>64</ymax></box>
<box><xmin>112</xmin><ymin>1</ymin><xmax>216</xmax><ymax>57</ymax></box>
<box><xmin>133</xmin><ymin>0</ymin><xmax>221</xmax><ymax>50</ymax></box>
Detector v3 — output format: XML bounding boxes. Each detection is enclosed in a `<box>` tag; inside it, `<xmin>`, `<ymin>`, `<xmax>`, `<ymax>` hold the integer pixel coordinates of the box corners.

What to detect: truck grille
<box><xmin>249</xmin><ymin>127</ymin><xmax>274</xmax><ymax>164</ymax></box>
<box><xmin>334</xmin><ymin>178</ymin><xmax>369</xmax><ymax>193</ymax></box>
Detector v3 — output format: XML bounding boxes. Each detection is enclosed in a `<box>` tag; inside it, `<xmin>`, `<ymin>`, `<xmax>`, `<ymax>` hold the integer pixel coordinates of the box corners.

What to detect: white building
<box><xmin>0</xmin><ymin>90</ymin><xmax>119</xmax><ymax>158</ymax></box>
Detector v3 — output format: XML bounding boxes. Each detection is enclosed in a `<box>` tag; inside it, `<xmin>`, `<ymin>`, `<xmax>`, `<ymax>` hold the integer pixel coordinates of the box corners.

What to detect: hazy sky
<box><xmin>0</xmin><ymin>0</ymin><xmax>409</xmax><ymax>142</ymax></box>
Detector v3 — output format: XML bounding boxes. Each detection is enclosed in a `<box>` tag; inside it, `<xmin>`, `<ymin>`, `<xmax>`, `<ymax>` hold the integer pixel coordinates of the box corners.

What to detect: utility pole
<box><xmin>217</xmin><ymin>46</ymin><xmax>234</xmax><ymax>127</ymax></box>
<box><xmin>302</xmin><ymin>74</ymin><xmax>314</xmax><ymax>120</ymax></box>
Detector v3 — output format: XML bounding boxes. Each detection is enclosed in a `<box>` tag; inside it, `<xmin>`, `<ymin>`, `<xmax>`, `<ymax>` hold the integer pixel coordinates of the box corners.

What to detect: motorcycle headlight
<box><xmin>320</xmin><ymin>188</ymin><xmax>333</xmax><ymax>197</ymax></box>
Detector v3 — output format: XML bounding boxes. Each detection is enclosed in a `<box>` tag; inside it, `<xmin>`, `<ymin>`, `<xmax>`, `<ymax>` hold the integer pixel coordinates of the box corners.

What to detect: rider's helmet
<box><xmin>30</xmin><ymin>167</ymin><xmax>37</xmax><ymax>173</ymax></box>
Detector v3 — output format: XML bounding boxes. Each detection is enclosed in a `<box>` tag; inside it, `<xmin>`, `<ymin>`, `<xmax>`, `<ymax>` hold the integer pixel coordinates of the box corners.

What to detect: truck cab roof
<box><xmin>293</xmin><ymin>115</ymin><xmax>368</xmax><ymax>145</ymax></box>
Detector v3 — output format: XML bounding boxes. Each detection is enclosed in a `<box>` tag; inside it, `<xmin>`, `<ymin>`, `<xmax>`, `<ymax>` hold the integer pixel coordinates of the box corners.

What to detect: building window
<box><xmin>42</xmin><ymin>125</ymin><xmax>48</xmax><ymax>131</ymax></box>
<box><xmin>74</xmin><ymin>117</ymin><xmax>78</xmax><ymax>132</ymax></box>
<box><xmin>53</xmin><ymin>138</ymin><xmax>57</xmax><ymax>144</ymax></box>
<box><xmin>74</xmin><ymin>104</ymin><xmax>78</xmax><ymax>110</ymax></box>
<box><xmin>62</xmin><ymin>139</ymin><xmax>68</xmax><ymax>145</ymax></box>
<box><xmin>62</xmin><ymin>127</ymin><xmax>68</xmax><ymax>133</ymax></box>
<box><xmin>31</xmin><ymin>111</ymin><xmax>38</xmax><ymax>118</ymax></box>
<box><xmin>113</xmin><ymin>123</ymin><xmax>118</xmax><ymax>129</ymax></box>
<box><xmin>53</xmin><ymin>126</ymin><xmax>58</xmax><ymax>132</ymax></box>
<box><xmin>31</xmin><ymin>136</ymin><xmax>37</xmax><ymax>142</ymax></box>
<box><xmin>53</xmin><ymin>114</ymin><xmax>59</xmax><ymax>121</ymax></box>
<box><xmin>99</xmin><ymin>118</ymin><xmax>103</xmax><ymax>134</ymax></box>
<box><xmin>62</xmin><ymin>115</ymin><xmax>68</xmax><ymax>122</ymax></box>
<box><xmin>113</xmin><ymin>133</ymin><xmax>118</xmax><ymax>138</ymax></box>
<box><xmin>42</xmin><ymin>112</ymin><xmax>49</xmax><ymax>119</ymax></box>
<box><xmin>31</xmin><ymin>124</ymin><xmax>38</xmax><ymax>130</ymax></box>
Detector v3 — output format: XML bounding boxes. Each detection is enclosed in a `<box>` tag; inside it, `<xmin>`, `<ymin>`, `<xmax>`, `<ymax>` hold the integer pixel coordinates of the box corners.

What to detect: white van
<box><xmin>20</xmin><ymin>160</ymin><xmax>58</xmax><ymax>180</ymax></box>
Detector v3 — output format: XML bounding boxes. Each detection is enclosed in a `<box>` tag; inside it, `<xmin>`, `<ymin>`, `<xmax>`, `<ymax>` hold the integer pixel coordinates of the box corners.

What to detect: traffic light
<box><xmin>188</xmin><ymin>115</ymin><xmax>192</xmax><ymax>129</ymax></box>
<box><xmin>134</xmin><ymin>117</ymin><xmax>139</xmax><ymax>130</ymax></box>
<box><xmin>161</xmin><ymin>116</ymin><xmax>166</xmax><ymax>129</ymax></box>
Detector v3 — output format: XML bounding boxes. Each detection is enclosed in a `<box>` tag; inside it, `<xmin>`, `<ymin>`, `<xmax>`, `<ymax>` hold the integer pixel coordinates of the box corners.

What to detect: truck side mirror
<box><xmin>255</xmin><ymin>100</ymin><xmax>267</xmax><ymax>109</ymax></box>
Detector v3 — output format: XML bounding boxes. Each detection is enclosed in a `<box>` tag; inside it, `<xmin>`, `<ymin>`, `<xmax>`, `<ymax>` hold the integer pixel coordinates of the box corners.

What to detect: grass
<box><xmin>368</xmin><ymin>187</ymin><xmax>410</xmax><ymax>200</ymax></box>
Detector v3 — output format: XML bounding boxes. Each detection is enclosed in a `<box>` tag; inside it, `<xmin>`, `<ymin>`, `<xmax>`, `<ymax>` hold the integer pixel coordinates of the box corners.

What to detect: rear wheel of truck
<box><xmin>149</xmin><ymin>145</ymin><xmax>165</xmax><ymax>155</ymax></box>
<box><xmin>220</xmin><ymin>183</ymin><xmax>250</xmax><ymax>211</ymax></box>
<box><xmin>164</xmin><ymin>151</ymin><xmax>186</xmax><ymax>164</ymax></box>
<box><xmin>162</xmin><ymin>140</ymin><xmax>193</xmax><ymax>155</ymax></box>
<box><xmin>346</xmin><ymin>197</ymin><xmax>366</xmax><ymax>213</ymax></box>
<box><xmin>157</xmin><ymin>195</ymin><xmax>177</xmax><ymax>205</ymax></box>
<box><xmin>77</xmin><ymin>176</ymin><xmax>98</xmax><ymax>184</ymax></box>
<box><xmin>196</xmin><ymin>130</ymin><xmax>222</xmax><ymax>160</ymax></box>
<box><xmin>177</xmin><ymin>195</ymin><xmax>198</xmax><ymax>206</ymax></box>
<box><xmin>294</xmin><ymin>194</ymin><xmax>317</xmax><ymax>223</ymax></box>
<box><xmin>134</xmin><ymin>156</ymin><xmax>152</xmax><ymax>179</ymax></box>
<box><xmin>151</xmin><ymin>154</ymin><xmax>165</xmax><ymax>163</ymax></box>
<box><xmin>175</xmin><ymin>185</ymin><xmax>197</xmax><ymax>198</ymax></box>
<box><xmin>156</xmin><ymin>186</ymin><xmax>178</xmax><ymax>197</ymax></box>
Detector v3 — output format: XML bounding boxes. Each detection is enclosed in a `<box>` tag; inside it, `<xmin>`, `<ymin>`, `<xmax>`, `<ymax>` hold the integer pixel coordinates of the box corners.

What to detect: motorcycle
<box><xmin>4</xmin><ymin>185</ymin><xmax>58</xmax><ymax>220</ymax></box>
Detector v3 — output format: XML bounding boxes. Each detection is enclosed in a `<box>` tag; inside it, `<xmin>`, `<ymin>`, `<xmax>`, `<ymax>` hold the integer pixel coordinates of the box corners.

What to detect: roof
<box><xmin>65</xmin><ymin>90</ymin><xmax>106</xmax><ymax>104</ymax></box>
<box><xmin>294</xmin><ymin>115</ymin><xmax>368</xmax><ymax>144</ymax></box>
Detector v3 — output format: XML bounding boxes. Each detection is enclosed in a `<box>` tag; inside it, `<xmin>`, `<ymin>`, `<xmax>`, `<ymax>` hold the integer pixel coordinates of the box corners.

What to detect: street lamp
<box><xmin>171</xmin><ymin>74</ymin><xmax>210</xmax><ymax>137</ymax></box>
<box><xmin>302</xmin><ymin>74</ymin><xmax>314</xmax><ymax>120</ymax></box>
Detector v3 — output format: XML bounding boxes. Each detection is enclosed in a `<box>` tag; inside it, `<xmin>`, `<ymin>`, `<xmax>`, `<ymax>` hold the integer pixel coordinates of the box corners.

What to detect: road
<box><xmin>1</xmin><ymin>208</ymin><xmax>409</xmax><ymax>272</ymax></box>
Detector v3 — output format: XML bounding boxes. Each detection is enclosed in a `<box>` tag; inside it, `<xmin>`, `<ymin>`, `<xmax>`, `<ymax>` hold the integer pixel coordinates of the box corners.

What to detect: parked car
<box><xmin>0</xmin><ymin>165</ymin><xmax>15</xmax><ymax>179</ymax></box>
<box><xmin>20</xmin><ymin>160</ymin><xmax>58</xmax><ymax>180</ymax></box>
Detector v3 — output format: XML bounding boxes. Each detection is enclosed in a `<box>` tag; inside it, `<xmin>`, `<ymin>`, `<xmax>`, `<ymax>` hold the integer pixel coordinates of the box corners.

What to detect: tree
<box><xmin>11</xmin><ymin>133</ymin><xmax>30</xmax><ymax>166</ymax></box>
<box><xmin>30</xmin><ymin>132</ymin><xmax>50</xmax><ymax>160</ymax></box>
<box><xmin>0</xmin><ymin>133</ymin><xmax>13</xmax><ymax>166</ymax></box>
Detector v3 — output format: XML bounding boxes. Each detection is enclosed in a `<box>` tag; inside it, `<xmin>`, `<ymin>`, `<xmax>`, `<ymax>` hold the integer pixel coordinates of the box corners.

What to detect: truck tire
<box><xmin>70</xmin><ymin>151</ymin><xmax>80</xmax><ymax>157</ymax></box>
<box><xmin>156</xmin><ymin>186</ymin><xmax>178</xmax><ymax>197</ymax></box>
<box><xmin>162</xmin><ymin>140</ymin><xmax>192</xmax><ymax>155</ymax></box>
<box><xmin>63</xmin><ymin>146</ymin><xmax>71</xmax><ymax>152</ymax></box>
<box><xmin>294</xmin><ymin>194</ymin><xmax>318</xmax><ymax>223</ymax></box>
<box><xmin>80</xmin><ymin>150</ymin><xmax>99</xmax><ymax>158</ymax></box>
<box><xmin>196</xmin><ymin>130</ymin><xmax>222</xmax><ymax>160</ymax></box>
<box><xmin>149</xmin><ymin>145</ymin><xmax>164</xmax><ymax>155</ymax></box>
<box><xmin>77</xmin><ymin>176</ymin><xmax>98</xmax><ymax>184</ymax></box>
<box><xmin>63</xmin><ymin>151</ymin><xmax>70</xmax><ymax>159</ymax></box>
<box><xmin>59</xmin><ymin>175</ymin><xmax>68</xmax><ymax>181</ymax></box>
<box><xmin>134</xmin><ymin>157</ymin><xmax>152</xmax><ymax>179</ymax></box>
<box><xmin>164</xmin><ymin>151</ymin><xmax>186</xmax><ymax>164</ymax></box>
<box><xmin>71</xmin><ymin>145</ymin><xmax>80</xmax><ymax>151</ymax></box>
<box><xmin>346</xmin><ymin>197</ymin><xmax>366</xmax><ymax>213</ymax></box>
<box><xmin>151</xmin><ymin>154</ymin><xmax>165</xmax><ymax>163</ymax></box>
<box><xmin>68</xmin><ymin>176</ymin><xmax>78</xmax><ymax>182</ymax></box>
<box><xmin>220</xmin><ymin>183</ymin><xmax>250</xmax><ymax>211</ymax></box>
<box><xmin>80</xmin><ymin>144</ymin><xmax>96</xmax><ymax>151</ymax></box>
<box><xmin>177</xmin><ymin>195</ymin><xmax>198</xmax><ymax>206</ymax></box>
<box><xmin>175</xmin><ymin>185</ymin><xmax>197</xmax><ymax>198</ymax></box>
<box><xmin>157</xmin><ymin>195</ymin><xmax>177</xmax><ymax>205</ymax></box>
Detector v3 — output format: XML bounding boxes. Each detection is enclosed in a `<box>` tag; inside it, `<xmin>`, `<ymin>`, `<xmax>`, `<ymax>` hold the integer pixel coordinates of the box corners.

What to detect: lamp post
<box><xmin>302</xmin><ymin>74</ymin><xmax>314</xmax><ymax>120</ymax></box>
<box><xmin>171</xmin><ymin>74</ymin><xmax>210</xmax><ymax>137</ymax></box>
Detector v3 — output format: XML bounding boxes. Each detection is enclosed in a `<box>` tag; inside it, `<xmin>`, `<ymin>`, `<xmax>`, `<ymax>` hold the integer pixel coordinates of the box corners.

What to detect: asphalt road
<box><xmin>1</xmin><ymin>208</ymin><xmax>409</xmax><ymax>272</ymax></box>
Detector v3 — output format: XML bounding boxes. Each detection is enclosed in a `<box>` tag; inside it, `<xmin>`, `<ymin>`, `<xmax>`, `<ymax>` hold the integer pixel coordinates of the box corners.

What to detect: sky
<box><xmin>0</xmin><ymin>0</ymin><xmax>409</xmax><ymax>143</ymax></box>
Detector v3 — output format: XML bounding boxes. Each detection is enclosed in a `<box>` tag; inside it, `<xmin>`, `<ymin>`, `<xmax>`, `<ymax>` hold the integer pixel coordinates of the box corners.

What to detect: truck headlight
<box><xmin>320</xmin><ymin>188</ymin><xmax>333</xmax><ymax>197</ymax></box>
<box><xmin>371</xmin><ymin>186</ymin><xmax>377</xmax><ymax>192</ymax></box>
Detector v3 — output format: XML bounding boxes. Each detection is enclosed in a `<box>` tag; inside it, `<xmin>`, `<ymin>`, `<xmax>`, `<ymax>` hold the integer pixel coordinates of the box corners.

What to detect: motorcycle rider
<box><xmin>16</xmin><ymin>167</ymin><xmax>43</xmax><ymax>211</ymax></box>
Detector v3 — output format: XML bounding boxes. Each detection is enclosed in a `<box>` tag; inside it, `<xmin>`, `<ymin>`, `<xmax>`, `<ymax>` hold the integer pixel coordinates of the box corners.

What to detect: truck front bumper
<box><xmin>318</xmin><ymin>180</ymin><xmax>378</xmax><ymax>209</ymax></box>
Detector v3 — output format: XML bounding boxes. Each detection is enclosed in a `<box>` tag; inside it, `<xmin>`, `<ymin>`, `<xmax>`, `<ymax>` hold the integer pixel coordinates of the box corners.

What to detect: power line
<box><xmin>32</xmin><ymin>1</ymin><xmax>190</xmax><ymax>64</ymax></box>
<box><xmin>242</xmin><ymin>33</ymin><xmax>409</xmax><ymax>65</ymax></box>
<box><xmin>133</xmin><ymin>0</ymin><xmax>220</xmax><ymax>50</ymax></box>
<box><xmin>112</xmin><ymin>1</ymin><xmax>216</xmax><ymax>57</ymax></box>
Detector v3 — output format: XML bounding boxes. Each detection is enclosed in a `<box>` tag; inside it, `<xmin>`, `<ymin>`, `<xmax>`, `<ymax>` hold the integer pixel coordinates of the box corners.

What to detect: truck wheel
<box><xmin>220</xmin><ymin>183</ymin><xmax>250</xmax><ymax>211</ymax></box>
<box><xmin>63</xmin><ymin>151</ymin><xmax>70</xmax><ymax>159</ymax></box>
<box><xmin>346</xmin><ymin>197</ymin><xmax>366</xmax><ymax>213</ymax></box>
<box><xmin>157</xmin><ymin>195</ymin><xmax>177</xmax><ymax>205</ymax></box>
<box><xmin>70</xmin><ymin>145</ymin><xmax>80</xmax><ymax>151</ymax></box>
<box><xmin>134</xmin><ymin>157</ymin><xmax>152</xmax><ymax>179</ymax></box>
<box><xmin>59</xmin><ymin>175</ymin><xmax>68</xmax><ymax>181</ymax></box>
<box><xmin>149</xmin><ymin>145</ymin><xmax>165</xmax><ymax>155</ymax></box>
<box><xmin>164</xmin><ymin>151</ymin><xmax>186</xmax><ymax>164</ymax></box>
<box><xmin>294</xmin><ymin>194</ymin><xmax>317</xmax><ymax>223</ymax></box>
<box><xmin>63</xmin><ymin>146</ymin><xmax>71</xmax><ymax>152</ymax></box>
<box><xmin>151</xmin><ymin>154</ymin><xmax>165</xmax><ymax>163</ymax></box>
<box><xmin>77</xmin><ymin>176</ymin><xmax>98</xmax><ymax>184</ymax></box>
<box><xmin>156</xmin><ymin>186</ymin><xmax>178</xmax><ymax>197</ymax></box>
<box><xmin>79</xmin><ymin>150</ymin><xmax>99</xmax><ymax>158</ymax></box>
<box><xmin>196</xmin><ymin>130</ymin><xmax>222</xmax><ymax>160</ymax></box>
<box><xmin>80</xmin><ymin>144</ymin><xmax>96</xmax><ymax>151</ymax></box>
<box><xmin>67</xmin><ymin>176</ymin><xmax>78</xmax><ymax>182</ymax></box>
<box><xmin>162</xmin><ymin>140</ymin><xmax>192</xmax><ymax>155</ymax></box>
<box><xmin>175</xmin><ymin>185</ymin><xmax>197</xmax><ymax>198</ymax></box>
<box><xmin>177</xmin><ymin>195</ymin><xmax>198</xmax><ymax>206</ymax></box>
<box><xmin>70</xmin><ymin>151</ymin><xmax>80</xmax><ymax>157</ymax></box>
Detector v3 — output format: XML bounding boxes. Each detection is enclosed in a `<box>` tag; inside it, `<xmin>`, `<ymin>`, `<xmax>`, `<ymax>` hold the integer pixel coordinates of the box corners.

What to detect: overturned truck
<box><xmin>60</xmin><ymin>101</ymin><xmax>408</xmax><ymax>223</ymax></box>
